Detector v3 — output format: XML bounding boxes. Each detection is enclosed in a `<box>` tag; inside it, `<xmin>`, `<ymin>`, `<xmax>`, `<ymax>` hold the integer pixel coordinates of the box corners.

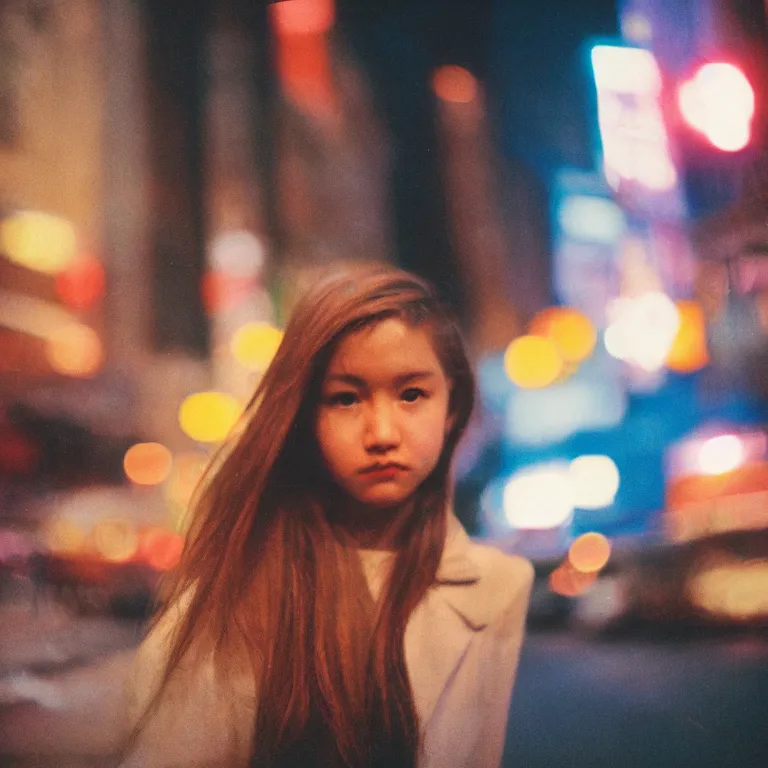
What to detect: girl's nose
<box><xmin>364</xmin><ymin>402</ymin><xmax>400</xmax><ymax>452</ymax></box>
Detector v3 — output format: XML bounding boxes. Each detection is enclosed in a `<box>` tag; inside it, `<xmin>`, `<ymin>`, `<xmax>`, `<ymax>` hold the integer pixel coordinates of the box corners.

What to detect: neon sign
<box><xmin>590</xmin><ymin>45</ymin><xmax>678</xmax><ymax>193</ymax></box>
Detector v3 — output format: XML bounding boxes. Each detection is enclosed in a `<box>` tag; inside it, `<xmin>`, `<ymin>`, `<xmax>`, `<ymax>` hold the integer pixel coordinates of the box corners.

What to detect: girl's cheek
<box><xmin>413</xmin><ymin>425</ymin><xmax>446</xmax><ymax>455</ymax></box>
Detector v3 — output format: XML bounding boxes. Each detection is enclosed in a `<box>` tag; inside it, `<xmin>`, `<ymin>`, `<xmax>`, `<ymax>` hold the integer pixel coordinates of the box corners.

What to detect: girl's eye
<box><xmin>327</xmin><ymin>392</ymin><xmax>358</xmax><ymax>407</ymax></box>
<box><xmin>401</xmin><ymin>388</ymin><xmax>426</xmax><ymax>403</ymax></box>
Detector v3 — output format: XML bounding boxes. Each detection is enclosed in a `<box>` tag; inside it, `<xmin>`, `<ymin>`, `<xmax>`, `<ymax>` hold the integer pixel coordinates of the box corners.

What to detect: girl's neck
<box><xmin>331</xmin><ymin>497</ymin><xmax>414</xmax><ymax>551</ymax></box>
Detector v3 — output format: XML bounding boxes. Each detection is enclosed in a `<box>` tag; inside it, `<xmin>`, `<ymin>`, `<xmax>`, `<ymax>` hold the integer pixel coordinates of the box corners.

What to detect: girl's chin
<box><xmin>351</xmin><ymin>489</ymin><xmax>412</xmax><ymax>509</ymax></box>
<box><xmin>358</xmin><ymin>498</ymin><xmax>408</xmax><ymax>510</ymax></box>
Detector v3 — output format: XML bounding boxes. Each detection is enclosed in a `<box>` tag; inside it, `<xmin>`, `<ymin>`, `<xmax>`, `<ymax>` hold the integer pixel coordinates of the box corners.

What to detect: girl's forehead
<box><xmin>324</xmin><ymin>318</ymin><xmax>444</xmax><ymax>379</ymax></box>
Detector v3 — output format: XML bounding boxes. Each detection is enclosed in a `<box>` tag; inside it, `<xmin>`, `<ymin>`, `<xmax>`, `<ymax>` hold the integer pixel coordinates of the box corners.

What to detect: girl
<box><xmin>121</xmin><ymin>266</ymin><xmax>533</xmax><ymax>768</ymax></box>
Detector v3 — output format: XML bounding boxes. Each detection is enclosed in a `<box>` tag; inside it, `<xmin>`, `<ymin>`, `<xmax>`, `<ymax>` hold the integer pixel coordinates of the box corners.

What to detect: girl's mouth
<box><xmin>360</xmin><ymin>463</ymin><xmax>407</xmax><ymax>480</ymax></box>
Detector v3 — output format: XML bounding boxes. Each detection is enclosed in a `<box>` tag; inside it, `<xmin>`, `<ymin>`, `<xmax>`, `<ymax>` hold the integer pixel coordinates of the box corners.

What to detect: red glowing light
<box><xmin>549</xmin><ymin>563</ymin><xmax>597</xmax><ymax>597</ymax></box>
<box><xmin>270</xmin><ymin>0</ymin><xmax>334</xmax><ymax>36</ymax></box>
<box><xmin>200</xmin><ymin>272</ymin><xmax>257</xmax><ymax>314</ymax></box>
<box><xmin>275</xmin><ymin>31</ymin><xmax>336</xmax><ymax>119</ymax></box>
<box><xmin>431</xmin><ymin>66</ymin><xmax>478</xmax><ymax>104</ymax></box>
<box><xmin>55</xmin><ymin>255</ymin><xmax>106</xmax><ymax>310</ymax></box>
<box><xmin>139</xmin><ymin>527</ymin><xmax>185</xmax><ymax>571</ymax></box>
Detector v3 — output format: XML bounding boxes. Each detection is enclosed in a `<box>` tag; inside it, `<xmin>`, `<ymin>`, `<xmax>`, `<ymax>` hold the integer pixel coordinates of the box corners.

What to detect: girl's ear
<box><xmin>444</xmin><ymin>381</ymin><xmax>458</xmax><ymax>436</ymax></box>
<box><xmin>444</xmin><ymin>407</ymin><xmax>457</xmax><ymax>437</ymax></box>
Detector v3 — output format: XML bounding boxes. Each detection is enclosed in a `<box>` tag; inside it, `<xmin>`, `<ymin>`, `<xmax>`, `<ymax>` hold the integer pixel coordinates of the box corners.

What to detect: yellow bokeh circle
<box><xmin>179</xmin><ymin>392</ymin><xmax>241</xmax><ymax>443</ymax></box>
<box><xmin>92</xmin><ymin>518</ymin><xmax>140</xmax><ymax>562</ymax></box>
<box><xmin>231</xmin><ymin>322</ymin><xmax>284</xmax><ymax>371</ymax></box>
<box><xmin>1</xmin><ymin>211</ymin><xmax>78</xmax><ymax>274</ymax></box>
<box><xmin>504</xmin><ymin>335</ymin><xmax>563</xmax><ymax>389</ymax></box>
<box><xmin>45</xmin><ymin>324</ymin><xmax>104</xmax><ymax>378</ymax></box>
<box><xmin>530</xmin><ymin>307</ymin><xmax>597</xmax><ymax>364</ymax></box>
<box><xmin>45</xmin><ymin>516</ymin><xmax>89</xmax><ymax>555</ymax></box>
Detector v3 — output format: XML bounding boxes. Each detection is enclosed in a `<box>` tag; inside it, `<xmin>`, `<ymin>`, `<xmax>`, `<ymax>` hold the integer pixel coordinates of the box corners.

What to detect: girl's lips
<box><xmin>360</xmin><ymin>464</ymin><xmax>406</xmax><ymax>480</ymax></box>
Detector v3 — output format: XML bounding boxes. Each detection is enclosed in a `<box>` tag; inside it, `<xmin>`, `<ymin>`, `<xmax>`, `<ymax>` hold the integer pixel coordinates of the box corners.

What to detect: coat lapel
<box><xmin>404</xmin><ymin>515</ymin><xmax>489</xmax><ymax>728</ymax></box>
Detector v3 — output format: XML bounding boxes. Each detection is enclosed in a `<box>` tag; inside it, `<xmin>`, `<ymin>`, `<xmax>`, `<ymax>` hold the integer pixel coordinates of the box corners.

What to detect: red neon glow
<box><xmin>200</xmin><ymin>271</ymin><xmax>256</xmax><ymax>315</ymax></box>
<box><xmin>678</xmin><ymin>63</ymin><xmax>754</xmax><ymax>152</ymax></box>
<box><xmin>269</xmin><ymin>0</ymin><xmax>336</xmax><ymax>119</ymax></box>
<box><xmin>431</xmin><ymin>66</ymin><xmax>478</xmax><ymax>104</ymax></box>
<box><xmin>55</xmin><ymin>255</ymin><xmax>106</xmax><ymax>310</ymax></box>
<box><xmin>269</xmin><ymin>0</ymin><xmax>334</xmax><ymax>36</ymax></box>
<box><xmin>139</xmin><ymin>528</ymin><xmax>185</xmax><ymax>571</ymax></box>
<box><xmin>275</xmin><ymin>31</ymin><xmax>336</xmax><ymax>119</ymax></box>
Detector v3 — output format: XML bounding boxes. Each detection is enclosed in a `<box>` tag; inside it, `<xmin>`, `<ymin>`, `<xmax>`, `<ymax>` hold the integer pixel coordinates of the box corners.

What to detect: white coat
<box><xmin>119</xmin><ymin>514</ymin><xmax>534</xmax><ymax>767</ymax></box>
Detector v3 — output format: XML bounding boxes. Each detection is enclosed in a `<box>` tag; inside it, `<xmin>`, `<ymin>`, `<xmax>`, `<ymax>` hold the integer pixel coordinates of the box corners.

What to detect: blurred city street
<box><xmin>508</xmin><ymin>629</ymin><xmax>768</xmax><ymax>768</ymax></box>
<box><xmin>3</xmin><ymin>0</ymin><xmax>768</xmax><ymax>765</ymax></box>
<box><xmin>0</xmin><ymin>582</ymin><xmax>140</xmax><ymax>767</ymax></box>
<box><xmin>2</xmin><ymin>580</ymin><xmax>768</xmax><ymax>767</ymax></box>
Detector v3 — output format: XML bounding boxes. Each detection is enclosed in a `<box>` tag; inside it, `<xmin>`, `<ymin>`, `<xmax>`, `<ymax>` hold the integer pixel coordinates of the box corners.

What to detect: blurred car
<box><xmin>542</xmin><ymin>528</ymin><xmax>768</xmax><ymax>636</ymax></box>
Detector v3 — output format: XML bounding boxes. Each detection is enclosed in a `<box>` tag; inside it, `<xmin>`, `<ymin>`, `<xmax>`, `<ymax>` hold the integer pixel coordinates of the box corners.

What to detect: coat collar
<box><xmin>404</xmin><ymin>513</ymin><xmax>493</xmax><ymax>728</ymax></box>
<box><xmin>434</xmin><ymin>512</ymin><xmax>483</xmax><ymax>585</ymax></box>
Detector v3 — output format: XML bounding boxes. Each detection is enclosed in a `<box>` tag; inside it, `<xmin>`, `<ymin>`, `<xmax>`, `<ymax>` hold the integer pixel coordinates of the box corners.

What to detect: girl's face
<box><xmin>315</xmin><ymin>317</ymin><xmax>453</xmax><ymax>511</ymax></box>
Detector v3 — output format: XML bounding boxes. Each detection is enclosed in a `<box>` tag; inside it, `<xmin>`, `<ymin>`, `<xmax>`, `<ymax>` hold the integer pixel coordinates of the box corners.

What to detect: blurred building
<box><xmin>0</xmin><ymin>1</ymin><xmax>106</xmax><ymax>398</ymax></box>
<box><xmin>0</xmin><ymin>1</ymin><xmax>265</xmax><ymax>453</ymax></box>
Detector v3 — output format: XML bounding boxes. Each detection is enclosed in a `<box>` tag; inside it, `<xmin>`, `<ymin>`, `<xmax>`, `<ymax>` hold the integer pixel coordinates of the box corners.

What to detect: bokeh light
<box><xmin>231</xmin><ymin>322</ymin><xmax>284</xmax><ymax>371</ymax></box>
<box><xmin>92</xmin><ymin>518</ymin><xmax>139</xmax><ymax>562</ymax></box>
<box><xmin>503</xmin><ymin>463</ymin><xmax>574</xmax><ymax>529</ymax></box>
<box><xmin>55</xmin><ymin>254</ymin><xmax>106</xmax><ymax>310</ymax></box>
<box><xmin>549</xmin><ymin>562</ymin><xmax>597</xmax><ymax>597</ymax></box>
<box><xmin>665</xmin><ymin>300</ymin><xmax>710</xmax><ymax>373</ymax></box>
<box><xmin>678</xmin><ymin>63</ymin><xmax>754</xmax><ymax>152</ymax></box>
<box><xmin>591</xmin><ymin>44</ymin><xmax>661</xmax><ymax>94</ymax></box>
<box><xmin>123</xmin><ymin>442</ymin><xmax>174</xmax><ymax>486</ymax></box>
<box><xmin>45</xmin><ymin>324</ymin><xmax>104</xmax><ymax>378</ymax></box>
<box><xmin>621</xmin><ymin>11</ymin><xmax>653</xmax><ymax>44</ymax></box>
<box><xmin>139</xmin><ymin>527</ymin><xmax>185</xmax><ymax>571</ymax></box>
<box><xmin>591</xmin><ymin>45</ymin><xmax>678</xmax><ymax>191</ymax></box>
<box><xmin>688</xmin><ymin>557</ymin><xmax>768</xmax><ymax>619</ymax></box>
<box><xmin>201</xmin><ymin>272</ymin><xmax>257</xmax><ymax>315</ymax></box>
<box><xmin>557</xmin><ymin>195</ymin><xmax>625</xmax><ymax>245</ymax></box>
<box><xmin>697</xmin><ymin>434</ymin><xmax>746</xmax><ymax>476</ymax></box>
<box><xmin>431</xmin><ymin>65</ymin><xmax>478</xmax><ymax>104</ymax></box>
<box><xmin>604</xmin><ymin>292</ymin><xmax>680</xmax><ymax>372</ymax></box>
<box><xmin>569</xmin><ymin>455</ymin><xmax>620</xmax><ymax>509</ymax></box>
<box><xmin>504</xmin><ymin>335</ymin><xmax>564</xmax><ymax>389</ymax></box>
<box><xmin>568</xmin><ymin>532</ymin><xmax>612</xmax><ymax>573</ymax></box>
<box><xmin>530</xmin><ymin>307</ymin><xmax>597</xmax><ymax>364</ymax></box>
<box><xmin>209</xmin><ymin>230</ymin><xmax>265</xmax><ymax>276</ymax></box>
<box><xmin>0</xmin><ymin>211</ymin><xmax>78</xmax><ymax>274</ymax></box>
<box><xmin>45</xmin><ymin>516</ymin><xmax>89</xmax><ymax>555</ymax></box>
<box><xmin>179</xmin><ymin>392</ymin><xmax>241</xmax><ymax>443</ymax></box>
<box><xmin>164</xmin><ymin>450</ymin><xmax>210</xmax><ymax>532</ymax></box>
<box><xmin>270</xmin><ymin>0</ymin><xmax>334</xmax><ymax>35</ymax></box>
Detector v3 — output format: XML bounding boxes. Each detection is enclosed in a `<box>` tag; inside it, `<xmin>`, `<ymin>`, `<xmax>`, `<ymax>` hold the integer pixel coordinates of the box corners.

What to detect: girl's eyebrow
<box><xmin>324</xmin><ymin>371</ymin><xmax>438</xmax><ymax>387</ymax></box>
<box><xmin>325</xmin><ymin>373</ymin><xmax>367</xmax><ymax>387</ymax></box>
<box><xmin>394</xmin><ymin>370</ymin><xmax>438</xmax><ymax>386</ymax></box>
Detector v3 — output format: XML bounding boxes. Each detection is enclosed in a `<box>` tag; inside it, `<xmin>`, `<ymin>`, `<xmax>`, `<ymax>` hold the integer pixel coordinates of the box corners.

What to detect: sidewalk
<box><xmin>0</xmin><ymin>582</ymin><xmax>142</xmax><ymax>765</ymax></box>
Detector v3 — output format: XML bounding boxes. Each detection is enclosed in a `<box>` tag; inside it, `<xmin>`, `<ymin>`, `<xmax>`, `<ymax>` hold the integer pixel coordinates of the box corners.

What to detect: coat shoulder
<box><xmin>440</xmin><ymin>541</ymin><xmax>534</xmax><ymax>631</ymax></box>
<box><xmin>469</xmin><ymin>540</ymin><xmax>534</xmax><ymax>594</ymax></box>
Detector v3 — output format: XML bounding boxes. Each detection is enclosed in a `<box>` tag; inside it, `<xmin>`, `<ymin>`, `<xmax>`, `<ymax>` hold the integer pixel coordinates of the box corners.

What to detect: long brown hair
<box><xmin>145</xmin><ymin>265</ymin><xmax>475</xmax><ymax>767</ymax></box>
